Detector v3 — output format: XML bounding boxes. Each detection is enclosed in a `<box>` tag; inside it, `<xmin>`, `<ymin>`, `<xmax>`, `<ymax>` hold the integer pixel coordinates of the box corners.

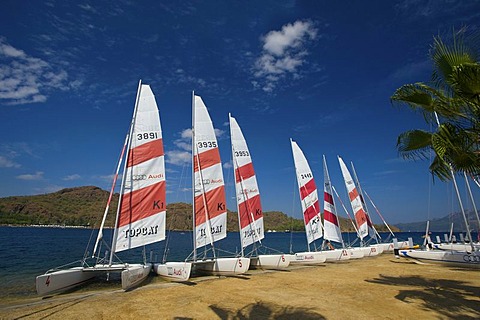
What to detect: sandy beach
<box><xmin>1</xmin><ymin>254</ymin><xmax>479</xmax><ymax>319</ymax></box>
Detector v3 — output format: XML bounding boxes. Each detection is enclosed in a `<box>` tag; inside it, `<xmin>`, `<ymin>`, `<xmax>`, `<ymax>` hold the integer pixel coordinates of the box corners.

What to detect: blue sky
<box><xmin>1</xmin><ymin>0</ymin><xmax>479</xmax><ymax>225</ymax></box>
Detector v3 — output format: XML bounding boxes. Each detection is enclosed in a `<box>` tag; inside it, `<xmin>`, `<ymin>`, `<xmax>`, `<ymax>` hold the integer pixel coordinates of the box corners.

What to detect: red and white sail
<box><xmin>193</xmin><ymin>95</ymin><xmax>227</xmax><ymax>249</ymax></box>
<box><xmin>338</xmin><ymin>156</ymin><xmax>368</xmax><ymax>240</ymax></box>
<box><xmin>229</xmin><ymin>114</ymin><xmax>264</xmax><ymax>248</ymax></box>
<box><xmin>114</xmin><ymin>84</ymin><xmax>166</xmax><ymax>252</ymax></box>
<box><xmin>322</xmin><ymin>155</ymin><xmax>343</xmax><ymax>244</ymax></box>
<box><xmin>291</xmin><ymin>140</ymin><xmax>323</xmax><ymax>244</ymax></box>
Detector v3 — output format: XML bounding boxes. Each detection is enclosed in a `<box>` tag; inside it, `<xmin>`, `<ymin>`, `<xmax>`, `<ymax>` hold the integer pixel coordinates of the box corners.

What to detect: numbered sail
<box><xmin>338</xmin><ymin>156</ymin><xmax>368</xmax><ymax>240</ymax></box>
<box><xmin>290</xmin><ymin>140</ymin><xmax>323</xmax><ymax>244</ymax></box>
<box><xmin>230</xmin><ymin>114</ymin><xmax>264</xmax><ymax>248</ymax></box>
<box><xmin>115</xmin><ymin>84</ymin><xmax>166</xmax><ymax>252</ymax></box>
<box><xmin>323</xmin><ymin>156</ymin><xmax>343</xmax><ymax>244</ymax></box>
<box><xmin>193</xmin><ymin>95</ymin><xmax>227</xmax><ymax>249</ymax></box>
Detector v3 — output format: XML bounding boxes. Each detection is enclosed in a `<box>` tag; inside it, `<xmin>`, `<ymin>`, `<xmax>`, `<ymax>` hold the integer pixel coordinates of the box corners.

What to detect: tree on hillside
<box><xmin>391</xmin><ymin>28</ymin><xmax>480</xmax><ymax>182</ymax></box>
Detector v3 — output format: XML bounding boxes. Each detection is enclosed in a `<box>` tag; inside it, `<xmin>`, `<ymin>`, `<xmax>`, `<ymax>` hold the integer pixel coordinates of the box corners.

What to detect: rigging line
<box><xmin>363</xmin><ymin>190</ymin><xmax>395</xmax><ymax>237</ymax></box>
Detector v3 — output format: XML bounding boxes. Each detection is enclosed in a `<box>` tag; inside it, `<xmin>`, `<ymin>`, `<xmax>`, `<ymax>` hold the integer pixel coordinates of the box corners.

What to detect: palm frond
<box><xmin>396</xmin><ymin>130</ymin><xmax>432</xmax><ymax>160</ymax></box>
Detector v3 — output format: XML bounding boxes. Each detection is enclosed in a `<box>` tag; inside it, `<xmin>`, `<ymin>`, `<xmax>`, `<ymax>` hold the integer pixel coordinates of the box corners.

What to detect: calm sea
<box><xmin>0</xmin><ymin>226</ymin><xmax>474</xmax><ymax>301</ymax></box>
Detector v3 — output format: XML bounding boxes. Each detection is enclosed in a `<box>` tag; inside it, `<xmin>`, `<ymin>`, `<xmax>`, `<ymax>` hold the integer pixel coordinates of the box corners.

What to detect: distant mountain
<box><xmin>394</xmin><ymin>210</ymin><xmax>480</xmax><ymax>232</ymax></box>
<box><xmin>0</xmin><ymin>186</ymin><xmax>398</xmax><ymax>233</ymax></box>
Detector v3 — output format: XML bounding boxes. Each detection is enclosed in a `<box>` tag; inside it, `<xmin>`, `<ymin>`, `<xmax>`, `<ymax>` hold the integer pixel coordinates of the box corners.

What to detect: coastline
<box><xmin>1</xmin><ymin>254</ymin><xmax>479</xmax><ymax>319</ymax></box>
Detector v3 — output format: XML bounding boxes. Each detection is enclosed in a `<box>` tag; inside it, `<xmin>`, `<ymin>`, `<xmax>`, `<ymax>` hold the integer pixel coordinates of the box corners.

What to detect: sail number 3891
<box><xmin>137</xmin><ymin>132</ymin><xmax>158</xmax><ymax>140</ymax></box>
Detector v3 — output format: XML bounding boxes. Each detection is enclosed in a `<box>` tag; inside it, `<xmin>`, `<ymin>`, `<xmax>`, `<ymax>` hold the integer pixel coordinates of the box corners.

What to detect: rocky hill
<box><xmin>0</xmin><ymin>186</ymin><xmax>397</xmax><ymax>233</ymax></box>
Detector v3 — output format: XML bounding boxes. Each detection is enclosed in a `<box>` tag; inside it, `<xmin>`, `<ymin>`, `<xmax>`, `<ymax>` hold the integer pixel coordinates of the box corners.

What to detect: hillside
<box><xmin>393</xmin><ymin>210</ymin><xmax>480</xmax><ymax>232</ymax></box>
<box><xmin>0</xmin><ymin>186</ymin><xmax>397</xmax><ymax>233</ymax></box>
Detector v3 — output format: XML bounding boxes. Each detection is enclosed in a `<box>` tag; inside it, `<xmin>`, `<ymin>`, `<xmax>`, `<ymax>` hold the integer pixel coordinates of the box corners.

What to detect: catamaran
<box><xmin>229</xmin><ymin>114</ymin><xmax>290</xmax><ymax>269</ymax></box>
<box><xmin>289</xmin><ymin>139</ymin><xmax>327</xmax><ymax>265</ymax></box>
<box><xmin>189</xmin><ymin>94</ymin><xmax>250</xmax><ymax>275</ymax></box>
<box><xmin>36</xmin><ymin>81</ymin><xmax>171</xmax><ymax>295</ymax></box>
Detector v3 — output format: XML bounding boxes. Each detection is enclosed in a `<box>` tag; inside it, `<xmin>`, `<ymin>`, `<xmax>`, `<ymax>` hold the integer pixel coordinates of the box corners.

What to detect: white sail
<box><xmin>338</xmin><ymin>156</ymin><xmax>368</xmax><ymax>240</ymax></box>
<box><xmin>291</xmin><ymin>139</ymin><xmax>323</xmax><ymax>244</ymax></box>
<box><xmin>114</xmin><ymin>84</ymin><xmax>166</xmax><ymax>252</ymax></box>
<box><xmin>193</xmin><ymin>95</ymin><xmax>227</xmax><ymax>250</ymax></box>
<box><xmin>229</xmin><ymin>114</ymin><xmax>264</xmax><ymax>248</ymax></box>
<box><xmin>322</xmin><ymin>156</ymin><xmax>343</xmax><ymax>244</ymax></box>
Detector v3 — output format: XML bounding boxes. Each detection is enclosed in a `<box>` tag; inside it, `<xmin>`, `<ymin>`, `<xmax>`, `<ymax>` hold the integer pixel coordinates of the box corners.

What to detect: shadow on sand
<box><xmin>366</xmin><ymin>274</ymin><xmax>480</xmax><ymax>319</ymax></box>
<box><xmin>209</xmin><ymin>301</ymin><xmax>325</xmax><ymax>320</ymax></box>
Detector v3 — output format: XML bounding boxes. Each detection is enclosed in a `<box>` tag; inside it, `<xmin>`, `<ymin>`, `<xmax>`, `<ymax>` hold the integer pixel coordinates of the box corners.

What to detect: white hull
<box><xmin>434</xmin><ymin>243</ymin><xmax>479</xmax><ymax>252</ymax></box>
<box><xmin>249</xmin><ymin>254</ymin><xmax>290</xmax><ymax>270</ymax></box>
<box><xmin>290</xmin><ymin>251</ymin><xmax>327</xmax><ymax>265</ymax></box>
<box><xmin>193</xmin><ymin>257</ymin><xmax>250</xmax><ymax>276</ymax></box>
<box><xmin>360</xmin><ymin>245</ymin><xmax>381</xmax><ymax>257</ymax></box>
<box><xmin>121</xmin><ymin>263</ymin><xmax>152</xmax><ymax>290</ymax></box>
<box><xmin>323</xmin><ymin>248</ymin><xmax>351</xmax><ymax>262</ymax></box>
<box><xmin>36</xmin><ymin>267</ymin><xmax>100</xmax><ymax>296</ymax></box>
<box><xmin>346</xmin><ymin>247</ymin><xmax>365</xmax><ymax>259</ymax></box>
<box><xmin>399</xmin><ymin>249</ymin><xmax>480</xmax><ymax>268</ymax></box>
<box><xmin>154</xmin><ymin>261</ymin><xmax>192</xmax><ymax>282</ymax></box>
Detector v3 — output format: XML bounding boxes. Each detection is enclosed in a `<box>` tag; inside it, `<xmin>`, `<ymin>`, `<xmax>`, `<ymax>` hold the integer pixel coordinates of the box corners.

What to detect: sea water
<box><xmin>0</xmin><ymin>226</ymin><xmax>476</xmax><ymax>301</ymax></box>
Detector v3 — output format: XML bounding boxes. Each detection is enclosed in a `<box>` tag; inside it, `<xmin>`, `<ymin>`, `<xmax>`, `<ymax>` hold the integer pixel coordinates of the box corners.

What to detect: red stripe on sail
<box><xmin>238</xmin><ymin>194</ymin><xmax>262</xmax><ymax>229</ymax></box>
<box><xmin>354</xmin><ymin>208</ymin><xmax>368</xmax><ymax>228</ymax></box>
<box><xmin>304</xmin><ymin>200</ymin><xmax>320</xmax><ymax>224</ymax></box>
<box><xmin>300</xmin><ymin>179</ymin><xmax>317</xmax><ymax>200</ymax></box>
<box><xmin>324</xmin><ymin>209</ymin><xmax>339</xmax><ymax>226</ymax></box>
<box><xmin>193</xmin><ymin>148</ymin><xmax>221</xmax><ymax>172</ymax></box>
<box><xmin>348</xmin><ymin>188</ymin><xmax>359</xmax><ymax>201</ymax></box>
<box><xmin>235</xmin><ymin>162</ymin><xmax>255</xmax><ymax>183</ymax></box>
<box><xmin>128</xmin><ymin>139</ymin><xmax>164</xmax><ymax>167</ymax></box>
<box><xmin>118</xmin><ymin>181</ymin><xmax>166</xmax><ymax>227</ymax></box>
<box><xmin>194</xmin><ymin>186</ymin><xmax>226</xmax><ymax>226</ymax></box>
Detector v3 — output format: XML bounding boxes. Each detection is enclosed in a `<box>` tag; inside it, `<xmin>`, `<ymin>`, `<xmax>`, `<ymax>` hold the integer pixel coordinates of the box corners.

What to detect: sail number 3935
<box><xmin>197</xmin><ymin>141</ymin><xmax>217</xmax><ymax>149</ymax></box>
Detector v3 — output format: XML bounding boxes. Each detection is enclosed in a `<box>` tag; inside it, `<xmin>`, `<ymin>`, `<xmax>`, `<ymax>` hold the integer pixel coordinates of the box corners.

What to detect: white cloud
<box><xmin>63</xmin><ymin>174</ymin><xmax>81</xmax><ymax>181</ymax></box>
<box><xmin>166</xmin><ymin>150</ymin><xmax>191</xmax><ymax>166</ymax></box>
<box><xmin>253</xmin><ymin>20</ymin><xmax>318</xmax><ymax>92</ymax></box>
<box><xmin>0</xmin><ymin>39</ymin><xmax>70</xmax><ymax>105</ymax></box>
<box><xmin>0</xmin><ymin>155</ymin><xmax>21</xmax><ymax>168</ymax></box>
<box><xmin>16</xmin><ymin>171</ymin><xmax>44</xmax><ymax>180</ymax></box>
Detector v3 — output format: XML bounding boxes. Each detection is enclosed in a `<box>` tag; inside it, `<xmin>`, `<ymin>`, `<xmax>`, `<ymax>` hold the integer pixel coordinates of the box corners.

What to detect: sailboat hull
<box><xmin>193</xmin><ymin>257</ymin><xmax>250</xmax><ymax>276</ymax></box>
<box><xmin>154</xmin><ymin>262</ymin><xmax>192</xmax><ymax>282</ymax></box>
<box><xmin>36</xmin><ymin>267</ymin><xmax>100</xmax><ymax>296</ymax></box>
<box><xmin>290</xmin><ymin>251</ymin><xmax>327</xmax><ymax>265</ymax></box>
<box><xmin>121</xmin><ymin>263</ymin><xmax>152</xmax><ymax>290</ymax></box>
<box><xmin>323</xmin><ymin>248</ymin><xmax>351</xmax><ymax>261</ymax></box>
<box><xmin>360</xmin><ymin>245</ymin><xmax>381</xmax><ymax>257</ymax></box>
<box><xmin>249</xmin><ymin>254</ymin><xmax>290</xmax><ymax>270</ymax></box>
<box><xmin>346</xmin><ymin>247</ymin><xmax>365</xmax><ymax>259</ymax></box>
<box><xmin>399</xmin><ymin>249</ymin><xmax>480</xmax><ymax>268</ymax></box>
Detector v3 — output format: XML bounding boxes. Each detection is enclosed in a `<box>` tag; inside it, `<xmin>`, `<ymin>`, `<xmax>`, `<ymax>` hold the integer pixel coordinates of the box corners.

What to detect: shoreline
<box><xmin>1</xmin><ymin>254</ymin><xmax>479</xmax><ymax>319</ymax></box>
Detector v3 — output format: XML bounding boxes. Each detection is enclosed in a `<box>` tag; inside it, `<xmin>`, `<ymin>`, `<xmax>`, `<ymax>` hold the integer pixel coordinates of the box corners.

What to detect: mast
<box><xmin>433</xmin><ymin>112</ymin><xmax>474</xmax><ymax>251</ymax></box>
<box><xmin>192</xmin><ymin>91</ymin><xmax>196</xmax><ymax>262</ymax></box>
<box><xmin>109</xmin><ymin>79</ymin><xmax>142</xmax><ymax>265</ymax></box>
<box><xmin>464</xmin><ymin>172</ymin><xmax>480</xmax><ymax>232</ymax></box>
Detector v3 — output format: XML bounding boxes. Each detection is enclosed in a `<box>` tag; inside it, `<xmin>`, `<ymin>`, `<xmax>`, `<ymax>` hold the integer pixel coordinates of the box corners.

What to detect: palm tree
<box><xmin>391</xmin><ymin>29</ymin><xmax>480</xmax><ymax>181</ymax></box>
